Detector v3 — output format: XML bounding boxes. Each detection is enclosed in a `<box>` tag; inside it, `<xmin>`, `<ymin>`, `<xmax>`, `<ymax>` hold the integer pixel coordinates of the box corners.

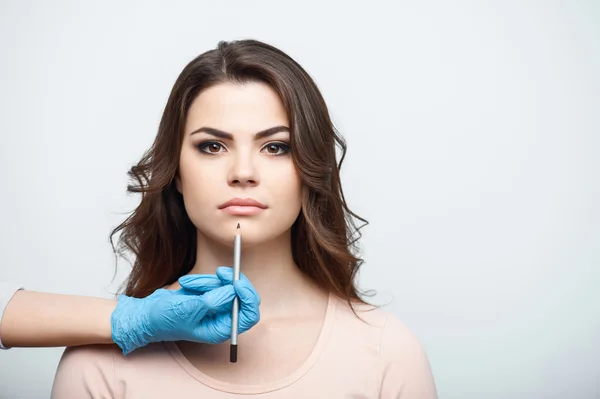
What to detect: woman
<box><xmin>51</xmin><ymin>39</ymin><xmax>437</xmax><ymax>398</ymax></box>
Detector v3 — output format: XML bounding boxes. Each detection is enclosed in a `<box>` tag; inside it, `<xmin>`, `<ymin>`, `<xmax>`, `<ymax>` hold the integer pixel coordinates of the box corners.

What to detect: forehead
<box><xmin>185</xmin><ymin>81</ymin><xmax>289</xmax><ymax>134</ymax></box>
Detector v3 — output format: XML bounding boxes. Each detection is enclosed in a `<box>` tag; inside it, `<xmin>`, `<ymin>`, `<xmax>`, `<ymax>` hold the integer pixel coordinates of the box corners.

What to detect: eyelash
<box><xmin>195</xmin><ymin>141</ymin><xmax>291</xmax><ymax>157</ymax></box>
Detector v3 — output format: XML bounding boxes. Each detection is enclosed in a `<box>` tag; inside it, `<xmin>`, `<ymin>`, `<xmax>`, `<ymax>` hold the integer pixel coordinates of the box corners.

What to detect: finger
<box><xmin>197</xmin><ymin>284</ymin><xmax>236</xmax><ymax>317</ymax></box>
<box><xmin>234</xmin><ymin>279</ymin><xmax>261</xmax><ymax>333</ymax></box>
<box><xmin>215</xmin><ymin>266</ymin><xmax>234</xmax><ymax>283</ymax></box>
<box><xmin>217</xmin><ymin>268</ymin><xmax>253</xmax><ymax>288</ymax></box>
<box><xmin>178</xmin><ymin>274</ymin><xmax>223</xmax><ymax>293</ymax></box>
<box><xmin>233</xmin><ymin>278</ymin><xmax>260</xmax><ymax>306</ymax></box>
<box><xmin>195</xmin><ymin>313</ymin><xmax>232</xmax><ymax>345</ymax></box>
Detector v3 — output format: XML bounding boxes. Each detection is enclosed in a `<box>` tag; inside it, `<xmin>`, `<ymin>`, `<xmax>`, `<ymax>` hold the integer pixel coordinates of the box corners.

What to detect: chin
<box><xmin>196</xmin><ymin>216</ymin><xmax>295</xmax><ymax>248</ymax></box>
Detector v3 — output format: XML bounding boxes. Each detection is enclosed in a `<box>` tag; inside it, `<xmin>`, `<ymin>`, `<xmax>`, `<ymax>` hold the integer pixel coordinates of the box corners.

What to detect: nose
<box><xmin>228</xmin><ymin>152</ymin><xmax>259</xmax><ymax>187</ymax></box>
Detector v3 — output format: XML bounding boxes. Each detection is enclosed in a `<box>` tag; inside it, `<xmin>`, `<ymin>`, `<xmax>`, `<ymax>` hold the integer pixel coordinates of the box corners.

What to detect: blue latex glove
<box><xmin>111</xmin><ymin>267</ymin><xmax>260</xmax><ymax>355</ymax></box>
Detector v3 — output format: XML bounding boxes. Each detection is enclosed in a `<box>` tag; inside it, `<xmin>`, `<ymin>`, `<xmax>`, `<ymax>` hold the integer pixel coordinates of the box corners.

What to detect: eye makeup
<box><xmin>194</xmin><ymin>141</ymin><xmax>291</xmax><ymax>156</ymax></box>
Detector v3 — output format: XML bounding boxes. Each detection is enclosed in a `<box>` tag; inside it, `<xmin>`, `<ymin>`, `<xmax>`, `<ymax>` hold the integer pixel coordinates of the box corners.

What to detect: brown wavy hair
<box><xmin>109</xmin><ymin>39</ymin><xmax>375</xmax><ymax>314</ymax></box>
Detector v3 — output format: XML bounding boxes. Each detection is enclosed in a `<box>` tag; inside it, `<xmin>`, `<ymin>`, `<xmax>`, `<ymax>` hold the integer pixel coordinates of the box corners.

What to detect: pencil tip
<box><xmin>237</xmin><ymin>223</ymin><xmax>240</xmax><ymax>229</ymax></box>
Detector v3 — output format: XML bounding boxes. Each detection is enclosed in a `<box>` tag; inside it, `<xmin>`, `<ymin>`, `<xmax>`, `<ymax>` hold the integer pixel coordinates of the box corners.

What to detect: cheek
<box><xmin>179</xmin><ymin>161</ymin><xmax>221</xmax><ymax>215</ymax></box>
<box><xmin>269</xmin><ymin>163</ymin><xmax>302</xmax><ymax>210</ymax></box>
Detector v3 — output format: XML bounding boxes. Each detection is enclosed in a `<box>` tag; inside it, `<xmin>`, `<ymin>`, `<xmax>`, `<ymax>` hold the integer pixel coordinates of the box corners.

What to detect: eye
<box><xmin>196</xmin><ymin>141</ymin><xmax>225</xmax><ymax>154</ymax></box>
<box><xmin>262</xmin><ymin>142</ymin><xmax>291</xmax><ymax>156</ymax></box>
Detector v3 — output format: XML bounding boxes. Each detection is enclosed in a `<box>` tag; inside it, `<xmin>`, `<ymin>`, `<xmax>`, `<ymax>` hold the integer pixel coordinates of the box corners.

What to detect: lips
<box><xmin>218</xmin><ymin>198</ymin><xmax>268</xmax><ymax>209</ymax></box>
<box><xmin>218</xmin><ymin>198</ymin><xmax>268</xmax><ymax>216</ymax></box>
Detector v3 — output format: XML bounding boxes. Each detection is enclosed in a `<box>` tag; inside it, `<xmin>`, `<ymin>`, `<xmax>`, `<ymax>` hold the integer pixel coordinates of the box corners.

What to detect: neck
<box><xmin>189</xmin><ymin>228</ymin><xmax>325</xmax><ymax>318</ymax></box>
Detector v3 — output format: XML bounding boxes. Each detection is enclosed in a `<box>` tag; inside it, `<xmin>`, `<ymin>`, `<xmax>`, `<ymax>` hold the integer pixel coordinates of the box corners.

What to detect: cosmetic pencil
<box><xmin>230</xmin><ymin>223</ymin><xmax>241</xmax><ymax>363</ymax></box>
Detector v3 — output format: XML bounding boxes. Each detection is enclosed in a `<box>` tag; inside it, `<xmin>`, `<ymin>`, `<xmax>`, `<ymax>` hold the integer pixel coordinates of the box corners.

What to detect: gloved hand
<box><xmin>111</xmin><ymin>266</ymin><xmax>260</xmax><ymax>355</ymax></box>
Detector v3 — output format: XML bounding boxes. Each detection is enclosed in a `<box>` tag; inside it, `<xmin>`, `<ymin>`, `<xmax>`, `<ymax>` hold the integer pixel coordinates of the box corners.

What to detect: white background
<box><xmin>1</xmin><ymin>1</ymin><xmax>599</xmax><ymax>398</ymax></box>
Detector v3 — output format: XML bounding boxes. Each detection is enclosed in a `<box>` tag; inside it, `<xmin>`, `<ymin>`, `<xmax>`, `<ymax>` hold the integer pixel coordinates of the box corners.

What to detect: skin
<box><xmin>172</xmin><ymin>81</ymin><xmax>329</xmax><ymax>381</ymax></box>
<box><xmin>1</xmin><ymin>290</ymin><xmax>115</xmax><ymax>347</ymax></box>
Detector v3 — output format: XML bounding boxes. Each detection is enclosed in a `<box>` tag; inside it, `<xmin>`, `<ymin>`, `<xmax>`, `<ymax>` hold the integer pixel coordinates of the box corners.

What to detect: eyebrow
<box><xmin>189</xmin><ymin>125</ymin><xmax>290</xmax><ymax>140</ymax></box>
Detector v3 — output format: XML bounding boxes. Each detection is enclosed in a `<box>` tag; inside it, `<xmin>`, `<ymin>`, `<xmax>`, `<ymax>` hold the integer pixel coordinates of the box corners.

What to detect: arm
<box><xmin>0</xmin><ymin>268</ymin><xmax>260</xmax><ymax>352</ymax></box>
<box><xmin>1</xmin><ymin>290</ymin><xmax>115</xmax><ymax>348</ymax></box>
<box><xmin>378</xmin><ymin>314</ymin><xmax>438</xmax><ymax>399</ymax></box>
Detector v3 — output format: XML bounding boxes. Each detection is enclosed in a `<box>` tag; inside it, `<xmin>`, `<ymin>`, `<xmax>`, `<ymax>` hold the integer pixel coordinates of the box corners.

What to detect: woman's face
<box><xmin>176</xmin><ymin>81</ymin><xmax>302</xmax><ymax>247</ymax></box>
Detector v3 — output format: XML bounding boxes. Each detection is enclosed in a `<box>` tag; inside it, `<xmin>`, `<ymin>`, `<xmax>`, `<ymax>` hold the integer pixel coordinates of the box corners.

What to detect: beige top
<box><xmin>51</xmin><ymin>293</ymin><xmax>437</xmax><ymax>398</ymax></box>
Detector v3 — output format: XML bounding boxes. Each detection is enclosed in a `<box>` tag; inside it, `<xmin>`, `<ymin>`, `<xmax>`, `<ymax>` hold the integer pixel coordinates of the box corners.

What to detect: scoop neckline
<box><xmin>164</xmin><ymin>291</ymin><xmax>338</xmax><ymax>394</ymax></box>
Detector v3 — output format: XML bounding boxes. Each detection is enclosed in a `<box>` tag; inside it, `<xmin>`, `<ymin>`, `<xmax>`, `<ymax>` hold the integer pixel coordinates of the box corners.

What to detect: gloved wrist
<box><xmin>111</xmin><ymin>294</ymin><xmax>153</xmax><ymax>356</ymax></box>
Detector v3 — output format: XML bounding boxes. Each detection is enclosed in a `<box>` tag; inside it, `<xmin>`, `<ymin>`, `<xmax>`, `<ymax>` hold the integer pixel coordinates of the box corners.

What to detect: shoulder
<box><xmin>333</xmin><ymin>298</ymin><xmax>437</xmax><ymax>398</ymax></box>
<box><xmin>51</xmin><ymin>344</ymin><xmax>120</xmax><ymax>398</ymax></box>
<box><xmin>333</xmin><ymin>297</ymin><xmax>430</xmax><ymax>353</ymax></box>
<box><xmin>333</xmin><ymin>296</ymin><xmax>390</xmax><ymax>327</ymax></box>
<box><xmin>51</xmin><ymin>342</ymin><xmax>179</xmax><ymax>398</ymax></box>
<box><xmin>377</xmin><ymin>312</ymin><xmax>438</xmax><ymax>398</ymax></box>
<box><xmin>57</xmin><ymin>343</ymin><xmax>121</xmax><ymax>370</ymax></box>
<box><xmin>331</xmin><ymin>297</ymin><xmax>426</xmax><ymax>356</ymax></box>
<box><xmin>338</xmin><ymin>299</ymin><xmax>429</xmax><ymax>356</ymax></box>
<box><xmin>379</xmin><ymin>311</ymin><xmax>428</xmax><ymax>359</ymax></box>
